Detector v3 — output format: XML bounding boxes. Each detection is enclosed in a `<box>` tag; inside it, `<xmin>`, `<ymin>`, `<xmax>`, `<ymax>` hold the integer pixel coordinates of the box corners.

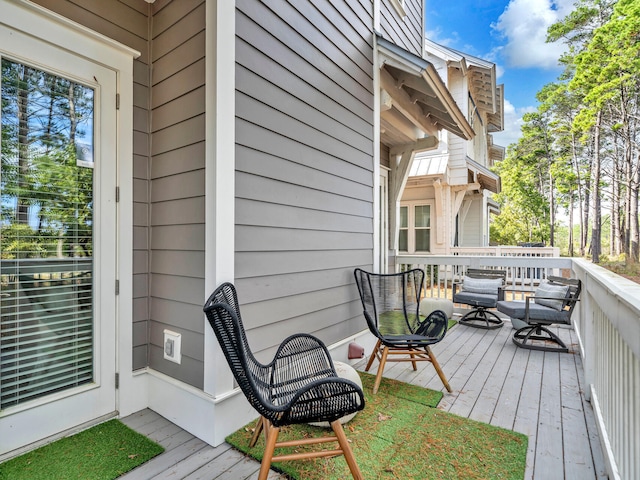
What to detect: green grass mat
<box><xmin>378</xmin><ymin>310</ymin><xmax>457</xmax><ymax>336</ymax></box>
<box><xmin>227</xmin><ymin>372</ymin><xmax>527</xmax><ymax>479</ymax></box>
<box><xmin>0</xmin><ymin>419</ymin><xmax>164</xmax><ymax>480</ymax></box>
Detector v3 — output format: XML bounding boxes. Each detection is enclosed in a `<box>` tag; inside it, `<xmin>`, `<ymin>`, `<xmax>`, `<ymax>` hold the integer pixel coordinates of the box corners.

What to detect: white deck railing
<box><xmin>396</xmin><ymin>254</ymin><xmax>639</xmax><ymax>480</ymax></box>
<box><xmin>451</xmin><ymin>246</ymin><xmax>561</xmax><ymax>257</ymax></box>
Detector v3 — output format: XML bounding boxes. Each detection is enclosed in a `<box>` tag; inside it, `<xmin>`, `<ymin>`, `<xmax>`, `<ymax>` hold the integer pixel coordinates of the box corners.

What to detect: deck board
<box><xmin>535</xmin><ymin>352</ymin><xmax>564</xmax><ymax>480</ymax></box>
<box><xmin>120</xmin><ymin>319</ymin><xmax>607</xmax><ymax>479</ymax></box>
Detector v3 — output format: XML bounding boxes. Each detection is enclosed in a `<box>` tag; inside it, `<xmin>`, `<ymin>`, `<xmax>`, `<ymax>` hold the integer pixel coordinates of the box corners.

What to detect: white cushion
<box><xmin>461</xmin><ymin>276</ymin><xmax>502</xmax><ymax>295</ymax></box>
<box><xmin>420</xmin><ymin>298</ymin><xmax>454</xmax><ymax>318</ymax></box>
<box><xmin>308</xmin><ymin>361</ymin><xmax>362</xmax><ymax>427</ymax></box>
<box><xmin>534</xmin><ymin>281</ymin><xmax>570</xmax><ymax>311</ymax></box>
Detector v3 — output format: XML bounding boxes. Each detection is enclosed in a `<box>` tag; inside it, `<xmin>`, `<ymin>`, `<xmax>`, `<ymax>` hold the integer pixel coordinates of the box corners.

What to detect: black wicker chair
<box><xmin>203</xmin><ymin>282</ymin><xmax>365</xmax><ymax>480</ymax></box>
<box><xmin>496</xmin><ymin>276</ymin><xmax>581</xmax><ymax>353</ymax></box>
<box><xmin>452</xmin><ymin>268</ymin><xmax>506</xmax><ymax>329</ymax></box>
<box><xmin>353</xmin><ymin>268</ymin><xmax>452</xmax><ymax>394</ymax></box>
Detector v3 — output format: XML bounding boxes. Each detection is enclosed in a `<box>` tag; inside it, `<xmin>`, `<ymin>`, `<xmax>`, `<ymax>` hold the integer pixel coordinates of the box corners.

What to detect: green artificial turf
<box><xmin>0</xmin><ymin>419</ymin><xmax>164</xmax><ymax>480</ymax></box>
<box><xmin>227</xmin><ymin>372</ymin><xmax>527</xmax><ymax>480</ymax></box>
<box><xmin>378</xmin><ymin>310</ymin><xmax>457</xmax><ymax>336</ymax></box>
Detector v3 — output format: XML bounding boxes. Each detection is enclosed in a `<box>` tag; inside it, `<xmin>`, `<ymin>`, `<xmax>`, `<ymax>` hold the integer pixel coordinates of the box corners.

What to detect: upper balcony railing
<box><xmin>450</xmin><ymin>246</ymin><xmax>561</xmax><ymax>257</ymax></box>
<box><xmin>396</xmin><ymin>253</ymin><xmax>639</xmax><ymax>480</ymax></box>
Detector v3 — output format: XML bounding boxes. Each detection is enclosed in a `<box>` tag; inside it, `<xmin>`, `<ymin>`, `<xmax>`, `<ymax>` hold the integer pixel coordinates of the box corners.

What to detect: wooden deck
<box><xmin>120</xmin><ymin>319</ymin><xmax>609</xmax><ymax>479</ymax></box>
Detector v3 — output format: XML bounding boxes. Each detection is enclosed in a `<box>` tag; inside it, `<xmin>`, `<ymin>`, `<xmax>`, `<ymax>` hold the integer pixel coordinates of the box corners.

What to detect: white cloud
<box><xmin>492</xmin><ymin>0</ymin><xmax>573</xmax><ymax>69</ymax></box>
<box><xmin>492</xmin><ymin>100</ymin><xmax>535</xmax><ymax>148</ymax></box>
<box><xmin>426</xmin><ymin>26</ymin><xmax>460</xmax><ymax>49</ymax></box>
<box><xmin>426</xmin><ymin>27</ymin><xmax>480</xmax><ymax>56</ymax></box>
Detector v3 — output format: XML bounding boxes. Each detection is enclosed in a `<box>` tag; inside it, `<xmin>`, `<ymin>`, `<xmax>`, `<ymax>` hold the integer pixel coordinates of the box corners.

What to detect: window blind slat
<box><xmin>2</xmin><ymin>362</ymin><xmax>93</xmax><ymax>390</ymax></box>
<box><xmin>1</xmin><ymin>57</ymin><xmax>96</xmax><ymax>409</ymax></box>
<box><xmin>0</xmin><ymin>352</ymin><xmax>93</xmax><ymax>380</ymax></box>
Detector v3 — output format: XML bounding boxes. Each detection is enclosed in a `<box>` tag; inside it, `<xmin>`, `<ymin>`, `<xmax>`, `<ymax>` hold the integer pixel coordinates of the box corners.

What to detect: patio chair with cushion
<box><xmin>496</xmin><ymin>276</ymin><xmax>581</xmax><ymax>353</ymax></box>
<box><xmin>452</xmin><ymin>268</ymin><xmax>507</xmax><ymax>329</ymax></box>
<box><xmin>203</xmin><ymin>282</ymin><xmax>365</xmax><ymax>480</ymax></box>
<box><xmin>353</xmin><ymin>268</ymin><xmax>452</xmax><ymax>395</ymax></box>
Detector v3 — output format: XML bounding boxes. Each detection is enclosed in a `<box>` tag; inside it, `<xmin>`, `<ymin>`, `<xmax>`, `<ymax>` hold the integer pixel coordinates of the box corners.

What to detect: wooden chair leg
<box><xmin>410</xmin><ymin>350</ymin><xmax>418</xmax><ymax>370</ymax></box>
<box><xmin>364</xmin><ymin>339</ymin><xmax>381</xmax><ymax>372</ymax></box>
<box><xmin>426</xmin><ymin>345</ymin><xmax>452</xmax><ymax>393</ymax></box>
<box><xmin>258</xmin><ymin>423</ymin><xmax>279</xmax><ymax>480</ymax></box>
<box><xmin>249</xmin><ymin>416</ymin><xmax>264</xmax><ymax>448</ymax></box>
<box><xmin>331</xmin><ymin>419</ymin><xmax>363</xmax><ymax>480</ymax></box>
<box><xmin>372</xmin><ymin>346</ymin><xmax>389</xmax><ymax>394</ymax></box>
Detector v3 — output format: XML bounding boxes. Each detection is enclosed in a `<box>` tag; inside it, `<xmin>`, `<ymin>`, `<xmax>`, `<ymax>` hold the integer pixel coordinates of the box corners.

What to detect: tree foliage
<box><xmin>1</xmin><ymin>58</ymin><xmax>94</xmax><ymax>259</ymax></box>
<box><xmin>495</xmin><ymin>0</ymin><xmax>640</xmax><ymax>262</ymax></box>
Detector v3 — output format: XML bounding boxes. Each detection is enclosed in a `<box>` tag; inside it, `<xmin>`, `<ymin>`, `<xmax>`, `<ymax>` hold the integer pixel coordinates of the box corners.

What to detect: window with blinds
<box><xmin>1</xmin><ymin>58</ymin><xmax>95</xmax><ymax>409</ymax></box>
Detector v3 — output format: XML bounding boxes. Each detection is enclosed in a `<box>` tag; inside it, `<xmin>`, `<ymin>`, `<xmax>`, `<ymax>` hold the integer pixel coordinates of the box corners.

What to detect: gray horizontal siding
<box><xmin>245</xmin><ymin>303</ymin><xmax>365</xmax><ymax>364</ymax></box>
<box><xmin>235</xmin><ymin>171</ymin><xmax>372</xmax><ymax>218</ymax></box>
<box><xmin>235</xmin><ymin>250</ymin><xmax>373</xmax><ymax>279</ymax></box>
<box><xmin>235</xmin><ymin>267</ymin><xmax>359</xmax><ymax>304</ymax></box>
<box><xmin>235</xmin><ymin>198</ymin><xmax>372</xmax><ymax>233</ymax></box>
<box><xmin>146</xmin><ymin>0</ymin><xmax>206</xmax><ymax>387</ymax></box>
<box><xmin>235</xmin><ymin>145</ymin><xmax>372</xmax><ymax>202</ymax></box>
<box><xmin>236</xmin><ymin>122</ymin><xmax>372</xmax><ymax>186</ymax></box>
<box><xmin>380</xmin><ymin>0</ymin><xmax>423</xmax><ymax>56</ymax></box>
<box><xmin>237</xmin><ymin>10</ymin><xmax>372</xmax><ymax>121</ymax></box>
<box><xmin>236</xmin><ymin>226</ymin><xmax>373</xmax><ymax>252</ymax></box>
<box><xmin>235</xmin><ymin>0</ymin><xmax>375</xmax><ymax>357</ymax></box>
<box><xmin>30</xmin><ymin>0</ymin><xmax>152</xmax><ymax>371</ymax></box>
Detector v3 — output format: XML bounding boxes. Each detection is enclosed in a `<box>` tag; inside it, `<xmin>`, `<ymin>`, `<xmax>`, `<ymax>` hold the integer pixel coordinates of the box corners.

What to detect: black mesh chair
<box><xmin>353</xmin><ymin>268</ymin><xmax>451</xmax><ymax>395</ymax></box>
<box><xmin>496</xmin><ymin>276</ymin><xmax>581</xmax><ymax>353</ymax></box>
<box><xmin>452</xmin><ymin>268</ymin><xmax>506</xmax><ymax>329</ymax></box>
<box><xmin>203</xmin><ymin>282</ymin><xmax>365</xmax><ymax>480</ymax></box>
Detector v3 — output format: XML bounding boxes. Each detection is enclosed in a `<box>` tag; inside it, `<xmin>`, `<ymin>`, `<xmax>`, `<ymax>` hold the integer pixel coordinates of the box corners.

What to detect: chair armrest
<box><xmin>524</xmin><ymin>295</ymin><xmax>580</xmax><ymax>320</ymax></box>
<box><xmin>415</xmin><ymin>310</ymin><xmax>448</xmax><ymax>340</ymax></box>
<box><xmin>498</xmin><ymin>286</ymin><xmax>505</xmax><ymax>302</ymax></box>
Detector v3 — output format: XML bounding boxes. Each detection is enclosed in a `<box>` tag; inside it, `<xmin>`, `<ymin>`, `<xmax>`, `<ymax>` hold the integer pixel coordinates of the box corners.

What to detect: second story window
<box><xmin>399</xmin><ymin>206</ymin><xmax>409</xmax><ymax>252</ymax></box>
<box><xmin>399</xmin><ymin>203</ymin><xmax>432</xmax><ymax>253</ymax></box>
<box><xmin>414</xmin><ymin>205</ymin><xmax>431</xmax><ymax>252</ymax></box>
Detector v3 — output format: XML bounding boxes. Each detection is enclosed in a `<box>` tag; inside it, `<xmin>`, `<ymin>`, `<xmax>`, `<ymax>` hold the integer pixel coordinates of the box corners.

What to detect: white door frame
<box><xmin>0</xmin><ymin>0</ymin><xmax>138</xmax><ymax>456</ymax></box>
<box><xmin>379</xmin><ymin>168</ymin><xmax>390</xmax><ymax>273</ymax></box>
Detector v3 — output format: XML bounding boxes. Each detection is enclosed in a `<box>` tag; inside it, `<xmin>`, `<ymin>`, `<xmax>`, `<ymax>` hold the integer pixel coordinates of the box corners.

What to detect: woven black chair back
<box><xmin>204</xmin><ymin>282</ymin><xmax>365</xmax><ymax>427</ymax></box>
<box><xmin>203</xmin><ymin>282</ymin><xmax>271</xmax><ymax>417</ymax></box>
<box><xmin>354</xmin><ymin>268</ymin><xmax>426</xmax><ymax>337</ymax></box>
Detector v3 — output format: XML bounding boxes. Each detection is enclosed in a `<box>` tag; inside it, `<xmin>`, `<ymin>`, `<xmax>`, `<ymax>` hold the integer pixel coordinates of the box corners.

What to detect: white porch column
<box><xmin>204</xmin><ymin>0</ymin><xmax>236</xmax><ymax>398</ymax></box>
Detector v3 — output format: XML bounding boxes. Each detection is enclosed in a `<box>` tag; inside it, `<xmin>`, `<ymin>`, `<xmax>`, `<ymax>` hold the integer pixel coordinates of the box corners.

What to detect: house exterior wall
<box><xmin>470</xmin><ymin>108</ymin><xmax>488</xmax><ymax>165</ymax></box>
<box><xmin>147</xmin><ymin>0</ymin><xmax>207</xmax><ymax>387</ymax></box>
<box><xmin>380</xmin><ymin>0</ymin><xmax>424</xmax><ymax>56</ymax></box>
<box><xmin>234</xmin><ymin>0</ymin><xmax>375</xmax><ymax>360</ymax></box>
<box><xmin>28</xmin><ymin>0</ymin><xmax>207</xmax><ymax>387</ymax></box>
<box><xmin>460</xmin><ymin>196</ymin><xmax>483</xmax><ymax>246</ymax></box>
<box><xmin>448</xmin><ymin>70</ymin><xmax>468</xmax><ymax>185</ymax></box>
<box><xmin>28</xmin><ymin>0</ymin><xmax>153</xmax><ymax>371</ymax></box>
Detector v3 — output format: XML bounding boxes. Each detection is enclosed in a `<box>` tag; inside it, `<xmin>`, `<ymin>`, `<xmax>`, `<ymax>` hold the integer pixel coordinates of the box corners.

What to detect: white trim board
<box><xmin>128</xmin><ymin>329</ymin><xmax>376</xmax><ymax>447</ymax></box>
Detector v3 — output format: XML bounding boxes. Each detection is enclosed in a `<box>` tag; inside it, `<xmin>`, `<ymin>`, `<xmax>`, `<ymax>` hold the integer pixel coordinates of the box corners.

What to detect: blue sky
<box><xmin>425</xmin><ymin>0</ymin><xmax>576</xmax><ymax>147</ymax></box>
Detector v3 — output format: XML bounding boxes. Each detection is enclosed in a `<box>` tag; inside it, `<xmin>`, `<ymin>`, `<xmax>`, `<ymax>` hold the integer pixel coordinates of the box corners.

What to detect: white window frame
<box><xmin>399</xmin><ymin>201</ymin><xmax>433</xmax><ymax>254</ymax></box>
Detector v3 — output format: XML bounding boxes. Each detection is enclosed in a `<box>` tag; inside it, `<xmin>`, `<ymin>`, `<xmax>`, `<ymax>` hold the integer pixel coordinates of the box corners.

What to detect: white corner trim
<box><xmin>145</xmin><ymin>369</ymin><xmax>256</xmax><ymax>446</ymax></box>
<box><xmin>204</xmin><ymin>0</ymin><xmax>236</xmax><ymax>398</ymax></box>
<box><xmin>130</xmin><ymin>330</ymin><xmax>376</xmax><ymax>447</ymax></box>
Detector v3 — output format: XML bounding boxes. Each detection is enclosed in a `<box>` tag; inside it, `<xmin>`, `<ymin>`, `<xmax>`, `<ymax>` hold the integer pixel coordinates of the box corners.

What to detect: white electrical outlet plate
<box><xmin>163</xmin><ymin>329</ymin><xmax>182</xmax><ymax>364</ymax></box>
